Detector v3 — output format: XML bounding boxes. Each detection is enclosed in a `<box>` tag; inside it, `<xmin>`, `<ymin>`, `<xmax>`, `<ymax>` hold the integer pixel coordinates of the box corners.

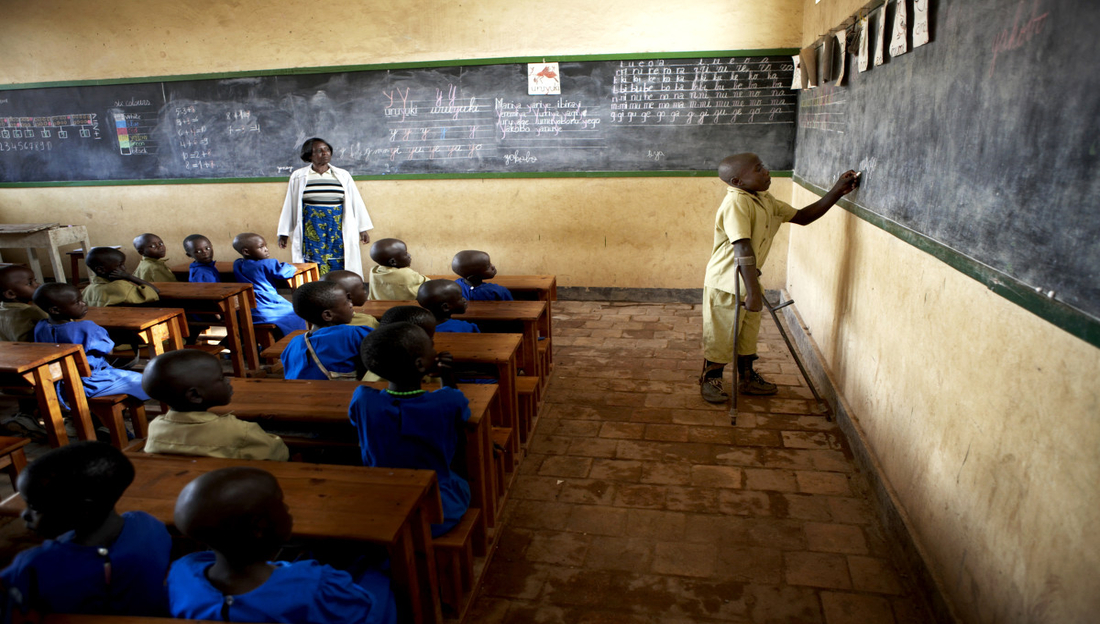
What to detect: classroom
<box><xmin>1</xmin><ymin>0</ymin><xmax>1097</xmax><ymax>623</ymax></box>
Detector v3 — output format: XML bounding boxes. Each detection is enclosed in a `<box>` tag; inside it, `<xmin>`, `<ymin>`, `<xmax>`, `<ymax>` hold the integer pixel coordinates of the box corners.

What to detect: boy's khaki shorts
<box><xmin>702</xmin><ymin>286</ymin><xmax>761</xmax><ymax>363</ymax></box>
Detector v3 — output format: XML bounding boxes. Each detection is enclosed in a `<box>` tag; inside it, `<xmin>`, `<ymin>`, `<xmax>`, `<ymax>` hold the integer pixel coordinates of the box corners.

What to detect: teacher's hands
<box><xmin>359</xmin><ymin>231</ymin><xmax>371</xmax><ymax>245</ymax></box>
<box><xmin>277</xmin><ymin>236</ymin><xmax>288</xmax><ymax>249</ymax></box>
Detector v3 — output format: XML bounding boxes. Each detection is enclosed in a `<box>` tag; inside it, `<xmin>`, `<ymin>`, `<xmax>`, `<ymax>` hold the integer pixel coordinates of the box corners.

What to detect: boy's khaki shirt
<box><xmin>0</xmin><ymin>301</ymin><xmax>48</xmax><ymax>342</ymax></box>
<box><xmin>83</xmin><ymin>276</ymin><xmax>160</xmax><ymax>307</ymax></box>
<box><xmin>144</xmin><ymin>410</ymin><xmax>289</xmax><ymax>461</ymax></box>
<box><xmin>703</xmin><ymin>186</ymin><xmax>798</xmax><ymax>294</ymax></box>
<box><xmin>132</xmin><ymin>257</ymin><xmax>178</xmax><ymax>283</ymax></box>
<box><xmin>367</xmin><ymin>266</ymin><xmax>428</xmax><ymax>301</ymax></box>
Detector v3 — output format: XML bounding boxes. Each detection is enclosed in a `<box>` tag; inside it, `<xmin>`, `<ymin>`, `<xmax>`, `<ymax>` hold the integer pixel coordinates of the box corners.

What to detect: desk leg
<box><xmin>521</xmin><ymin>321</ymin><xmax>538</xmax><ymax>377</ymax></box>
<box><xmin>32</xmin><ymin>367</ymin><xmax>67</xmax><ymax>448</ymax></box>
<box><xmin>24</xmin><ymin>247</ymin><xmax>45</xmax><ymax>285</ymax></box>
<box><xmin>464</xmin><ymin>416</ymin><xmax>493</xmax><ymax>531</ymax></box>
<box><xmin>389</xmin><ymin>520</ymin><xmax>443</xmax><ymax>624</ymax></box>
<box><xmin>170</xmin><ymin>315</ymin><xmax>188</xmax><ymax>350</ymax></box>
<box><xmin>496</xmin><ymin>361</ymin><xmax>520</xmax><ymax>462</ymax></box>
<box><xmin>58</xmin><ymin>357</ymin><xmax>95</xmax><ymax>442</ymax></box>
<box><xmin>218</xmin><ymin>298</ymin><xmax>246</xmax><ymax>377</ymax></box>
<box><xmin>410</xmin><ymin>506</ymin><xmax>443</xmax><ymax>624</ymax></box>
<box><xmin>235</xmin><ymin>293</ymin><xmax>261</xmax><ymax>375</ymax></box>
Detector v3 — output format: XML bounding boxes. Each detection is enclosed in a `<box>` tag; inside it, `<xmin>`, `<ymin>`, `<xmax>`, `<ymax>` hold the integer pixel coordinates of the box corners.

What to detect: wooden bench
<box><xmin>88</xmin><ymin>394</ymin><xmax>149</xmax><ymax>449</ymax></box>
<box><xmin>0</xmin><ymin>435</ymin><xmax>30</xmax><ymax>488</ymax></box>
<box><xmin>515</xmin><ymin>375</ymin><xmax>539</xmax><ymax>444</ymax></box>
<box><xmin>433</xmin><ymin>507</ymin><xmax>486</xmax><ymax>614</ymax></box>
<box><xmin>0</xmin><ymin>342</ymin><xmax>96</xmax><ymax>447</ymax></box>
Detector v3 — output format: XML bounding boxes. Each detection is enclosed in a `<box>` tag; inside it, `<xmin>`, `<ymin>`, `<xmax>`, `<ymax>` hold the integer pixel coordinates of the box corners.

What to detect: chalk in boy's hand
<box><xmin>833</xmin><ymin>170</ymin><xmax>860</xmax><ymax>195</ymax></box>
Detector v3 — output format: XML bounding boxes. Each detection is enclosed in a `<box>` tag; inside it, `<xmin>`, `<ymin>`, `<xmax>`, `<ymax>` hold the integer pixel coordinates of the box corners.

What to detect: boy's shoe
<box><xmin>700</xmin><ymin>377</ymin><xmax>729</xmax><ymax>403</ymax></box>
<box><xmin>737</xmin><ymin>368</ymin><xmax>778</xmax><ymax>396</ymax></box>
<box><xmin>1</xmin><ymin>413</ymin><xmax>48</xmax><ymax>443</ymax></box>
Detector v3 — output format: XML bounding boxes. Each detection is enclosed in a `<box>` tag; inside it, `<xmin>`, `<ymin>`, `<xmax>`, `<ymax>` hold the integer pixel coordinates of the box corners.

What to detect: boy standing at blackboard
<box><xmin>700</xmin><ymin>153</ymin><xmax>858</xmax><ymax>403</ymax></box>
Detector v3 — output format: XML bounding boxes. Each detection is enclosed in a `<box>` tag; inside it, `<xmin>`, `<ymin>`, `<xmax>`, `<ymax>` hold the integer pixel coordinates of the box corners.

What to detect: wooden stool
<box><xmin>66</xmin><ymin>245</ymin><xmax>121</xmax><ymax>286</ymax></box>
<box><xmin>0</xmin><ymin>436</ymin><xmax>31</xmax><ymax>488</ymax></box>
<box><xmin>433</xmin><ymin>507</ymin><xmax>485</xmax><ymax>613</ymax></box>
<box><xmin>88</xmin><ymin>394</ymin><xmax>149</xmax><ymax>449</ymax></box>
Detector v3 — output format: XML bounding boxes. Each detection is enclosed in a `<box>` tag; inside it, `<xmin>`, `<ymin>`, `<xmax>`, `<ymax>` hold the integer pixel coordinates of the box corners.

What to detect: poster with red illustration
<box><xmin>527</xmin><ymin>63</ymin><xmax>561</xmax><ymax>95</ymax></box>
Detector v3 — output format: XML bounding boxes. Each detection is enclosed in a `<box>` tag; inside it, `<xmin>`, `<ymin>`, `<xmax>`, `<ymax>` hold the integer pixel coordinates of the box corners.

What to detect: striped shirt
<box><xmin>303</xmin><ymin>168</ymin><xmax>345</xmax><ymax>206</ymax></box>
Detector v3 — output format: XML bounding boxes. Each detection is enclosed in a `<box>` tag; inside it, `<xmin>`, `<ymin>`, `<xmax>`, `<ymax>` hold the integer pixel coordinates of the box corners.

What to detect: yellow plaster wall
<box><xmin>0</xmin><ymin>0</ymin><xmax>801</xmax><ymax>289</ymax></box>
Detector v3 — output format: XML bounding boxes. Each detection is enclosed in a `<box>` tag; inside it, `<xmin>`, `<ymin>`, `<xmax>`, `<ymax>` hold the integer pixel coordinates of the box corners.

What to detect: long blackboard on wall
<box><xmin>0</xmin><ymin>52</ymin><xmax>797</xmax><ymax>183</ymax></box>
<box><xmin>794</xmin><ymin>0</ymin><xmax>1100</xmax><ymax>343</ymax></box>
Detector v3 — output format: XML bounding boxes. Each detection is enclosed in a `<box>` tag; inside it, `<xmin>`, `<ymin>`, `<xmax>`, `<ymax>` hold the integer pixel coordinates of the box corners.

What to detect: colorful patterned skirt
<box><xmin>301</xmin><ymin>203</ymin><xmax>344</xmax><ymax>275</ymax></box>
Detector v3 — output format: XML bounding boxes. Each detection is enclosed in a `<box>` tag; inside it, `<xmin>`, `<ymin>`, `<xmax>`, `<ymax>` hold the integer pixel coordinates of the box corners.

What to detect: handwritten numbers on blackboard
<box><xmin>859</xmin><ymin>16</ymin><xmax>871</xmax><ymax>72</ymax></box>
<box><xmin>913</xmin><ymin>0</ymin><xmax>931</xmax><ymax>47</ymax></box>
<box><xmin>890</xmin><ymin>0</ymin><xmax>910</xmax><ymax>57</ymax></box>
<box><xmin>874</xmin><ymin>7</ymin><xmax>887</xmax><ymax>66</ymax></box>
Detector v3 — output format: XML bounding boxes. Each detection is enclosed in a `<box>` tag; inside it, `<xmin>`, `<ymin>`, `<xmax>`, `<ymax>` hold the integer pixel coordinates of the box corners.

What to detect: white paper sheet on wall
<box><xmin>858</xmin><ymin>15</ymin><xmax>870</xmax><ymax>72</ymax></box>
<box><xmin>874</xmin><ymin>6</ymin><xmax>887</xmax><ymax>66</ymax></box>
<box><xmin>792</xmin><ymin>55</ymin><xmax>803</xmax><ymax>89</ymax></box>
<box><xmin>913</xmin><ymin>0</ymin><xmax>930</xmax><ymax>47</ymax></box>
<box><xmin>890</xmin><ymin>0</ymin><xmax>909</xmax><ymax>57</ymax></box>
<box><xmin>800</xmin><ymin>45</ymin><xmax>819</xmax><ymax>88</ymax></box>
<box><xmin>834</xmin><ymin>32</ymin><xmax>848</xmax><ymax>85</ymax></box>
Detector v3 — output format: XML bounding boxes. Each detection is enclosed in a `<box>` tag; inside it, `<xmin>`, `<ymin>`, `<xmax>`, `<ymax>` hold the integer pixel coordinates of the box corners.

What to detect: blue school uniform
<box><xmin>0</xmin><ymin>511</ymin><xmax>171</xmax><ymax>616</ymax></box>
<box><xmin>348</xmin><ymin>387</ymin><xmax>471</xmax><ymax>536</ymax></box>
<box><xmin>188</xmin><ymin>261</ymin><xmax>221</xmax><ymax>283</ymax></box>
<box><xmin>33</xmin><ymin>320</ymin><xmax>150</xmax><ymax>401</ymax></box>
<box><xmin>456</xmin><ymin>278</ymin><xmax>514</xmax><ymax>301</ymax></box>
<box><xmin>232</xmin><ymin>258</ymin><xmax>307</xmax><ymax>336</ymax></box>
<box><xmin>167</xmin><ymin>551</ymin><xmax>396</xmax><ymax>624</ymax></box>
<box><xmin>435</xmin><ymin>318</ymin><xmax>480</xmax><ymax>333</ymax></box>
<box><xmin>281</xmin><ymin>324</ymin><xmax>372</xmax><ymax>380</ymax></box>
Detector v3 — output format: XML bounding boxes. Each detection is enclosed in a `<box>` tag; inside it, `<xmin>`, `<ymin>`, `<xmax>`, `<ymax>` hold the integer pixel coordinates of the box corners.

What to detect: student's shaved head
<box><xmin>718</xmin><ymin>153</ymin><xmax>759</xmax><ymax>184</ymax></box>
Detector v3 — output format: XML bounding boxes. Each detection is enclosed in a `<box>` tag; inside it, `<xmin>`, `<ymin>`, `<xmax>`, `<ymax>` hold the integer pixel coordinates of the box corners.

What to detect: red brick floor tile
<box><xmin>652</xmin><ymin>542</ymin><xmax>719</xmax><ymax>577</ymax></box>
<box><xmin>567</xmin><ymin>437</ymin><xmax>621</xmax><ymax>458</ymax></box>
<box><xmin>479</xmin><ymin>560</ymin><xmax>553</xmax><ymax>600</ymax></box>
<box><xmin>717</xmin><ymin>490</ymin><xmax>773</xmax><ymax>517</ymax></box>
<box><xmin>796</xmin><ymin>471</ymin><xmax>853</xmax><ymax>495</ymax></box>
<box><xmin>625</xmin><ymin>509</ymin><xmax>688</xmax><ymax>540</ymax></box>
<box><xmin>524</xmin><ymin>530</ymin><xmax>592</xmax><ymax>566</ymax></box>
<box><xmin>566</xmin><ymin>505</ymin><xmax>631</xmax><ymax>535</ymax></box>
<box><xmin>584</xmin><ymin>535</ymin><xmax>655</xmax><ymax>571</ymax></box>
<box><xmin>690</xmin><ymin>465</ymin><xmax>744</xmax><ymax>488</ymax></box>
<box><xmin>613</xmin><ymin>483</ymin><xmax>668</xmax><ymax>509</ymax></box>
<box><xmin>557</xmin><ymin>478</ymin><xmax>619</xmax><ymax>505</ymax></box>
<box><xmin>640</xmin><ymin>461</ymin><xmax>694</xmax><ymax>485</ymax></box>
<box><xmin>743</xmin><ymin>468</ymin><xmax>799</xmax><ymax>492</ymax></box>
<box><xmin>847</xmin><ymin>555</ymin><xmax>905</xmax><ymax>595</ymax></box>
<box><xmin>664</xmin><ymin>486</ymin><xmax>721</xmax><ymax>513</ymax></box>
<box><xmin>508</xmin><ymin>500</ymin><xmax>575</xmax><ymax>530</ymax></box>
<box><xmin>805</xmin><ymin>522</ymin><xmax>870</xmax><ymax>555</ymax></box>
<box><xmin>820</xmin><ymin>591</ymin><xmax>896</xmax><ymax>624</ymax></box>
<box><xmin>715</xmin><ymin>546</ymin><xmax>785</xmax><ymax>584</ymax></box>
<box><xmin>644</xmin><ymin>424</ymin><xmax>692</xmax><ymax>442</ymax></box>
<box><xmin>598</xmin><ymin>422</ymin><xmax>647</xmax><ymax>440</ymax></box>
<box><xmin>538</xmin><ymin>455</ymin><xmax>594</xmax><ymax>478</ymax></box>
<box><xmin>588</xmin><ymin>459</ymin><xmax>644</xmax><ymax>482</ymax></box>
<box><xmin>784</xmin><ymin>551</ymin><xmax>853</xmax><ymax>589</ymax></box>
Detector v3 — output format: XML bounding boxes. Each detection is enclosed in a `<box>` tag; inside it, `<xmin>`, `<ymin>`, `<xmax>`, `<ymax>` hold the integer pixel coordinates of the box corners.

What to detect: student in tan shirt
<box><xmin>367</xmin><ymin>238</ymin><xmax>428</xmax><ymax>300</ymax></box>
<box><xmin>131</xmin><ymin>233</ymin><xmax>178</xmax><ymax>283</ymax></box>
<box><xmin>141</xmin><ymin>350</ymin><xmax>288</xmax><ymax>461</ymax></box>
<box><xmin>0</xmin><ymin>265</ymin><xmax>47</xmax><ymax>342</ymax></box>
<box><xmin>82</xmin><ymin>247</ymin><xmax>160</xmax><ymax>308</ymax></box>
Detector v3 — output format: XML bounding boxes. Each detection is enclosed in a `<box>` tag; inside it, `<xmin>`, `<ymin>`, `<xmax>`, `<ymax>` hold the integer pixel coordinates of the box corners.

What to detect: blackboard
<box><xmin>0</xmin><ymin>54</ymin><xmax>796</xmax><ymax>183</ymax></box>
<box><xmin>794</xmin><ymin>0</ymin><xmax>1100</xmax><ymax>332</ymax></box>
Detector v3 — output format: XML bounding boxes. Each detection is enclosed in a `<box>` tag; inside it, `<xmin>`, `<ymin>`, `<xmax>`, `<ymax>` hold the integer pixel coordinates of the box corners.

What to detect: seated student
<box><xmin>0</xmin><ymin>441</ymin><xmax>172</xmax><ymax>617</ymax></box>
<box><xmin>322</xmin><ymin>269</ymin><xmax>378</xmax><ymax>327</ymax></box>
<box><xmin>142</xmin><ymin>350</ymin><xmax>289</xmax><ymax>461</ymax></box>
<box><xmin>231</xmin><ymin>232</ymin><xmax>307</xmax><ymax>338</ymax></box>
<box><xmin>281</xmin><ymin>281</ymin><xmax>372</xmax><ymax>380</ymax></box>
<box><xmin>451</xmin><ymin>249</ymin><xmax>513</xmax><ymax>301</ymax></box>
<box><xmin>417</xmin><ymin>279</ymin><xmax>479</xmax><ymax>333</ymax></box>
<box><xmin>0</xmin><ymin>264</ymin><xmax>47</xmax><ymax>342</ymax></box>
<box><xmin>360</xmin><ymin>305</ymin><xmax>437</xmax><ymax>383</ymax></box>
<box><xmin>168</xmin><ymin>466</ymin><xmax>397</xmax><ymax>624</ymax></box>
<box><xmin>350</xmin><ymin>322</ymin><xmax>469</xmax><ymax>536</ymax></box>
<box><xmin>367</xmin><ymin>238</ymin><xmax>427</xmax><ymax>301</ymax></box>
<box><xmin>82</xmin><ymin>246</ymin><xmax>160</xmax><ymax>308</ymax></box>
<box><xmin>32</xmin><ymin>283</ymin><xmax>150</xmax><ymax>403</ymax></box>
<box><xmin>131</xmin><ymin>233</ymin><xmax>177</xmax><ymax>283</ymax></box>
<box><xmin>183</xmin><ymin>234</ymin><xmax>220</xmax><ymax>283</ymax></box>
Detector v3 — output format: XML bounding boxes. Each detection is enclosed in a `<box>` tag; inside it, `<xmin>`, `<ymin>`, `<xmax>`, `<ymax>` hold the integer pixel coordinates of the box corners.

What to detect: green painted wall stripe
<box><xmin>0</xmin><ymin>170</ymin><xmax>792</xmax><ymax>188</ymax></box>
<box><xmin>0</xmin><ymin>49</ymin><xmax>800</xmax><ymax>91</ymax></box>
<box><xmin>793</xmin><ymin>176</ymin><xmax>1100</xmax><ymax>349</ymax></box>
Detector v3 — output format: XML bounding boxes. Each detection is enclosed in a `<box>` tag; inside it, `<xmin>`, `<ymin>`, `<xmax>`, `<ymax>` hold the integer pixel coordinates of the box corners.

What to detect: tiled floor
<box><xmin>468</xmin><ymin>300</ymin><xmax>934</xmax><ymax>624</ymax></box>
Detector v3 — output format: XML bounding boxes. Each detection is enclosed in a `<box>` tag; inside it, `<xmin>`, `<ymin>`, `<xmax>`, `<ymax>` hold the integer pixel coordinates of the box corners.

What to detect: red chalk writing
<box><xmin>989</xmin><ymin>0</ymin><xmax>1050</xmax><ymax>77</ymax></box>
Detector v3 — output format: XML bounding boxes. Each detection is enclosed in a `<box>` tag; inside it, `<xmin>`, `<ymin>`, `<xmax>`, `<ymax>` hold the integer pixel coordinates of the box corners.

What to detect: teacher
<box><xmin>276</xmin><ymin>137</ymin><xmax>373</xmax><ymax>277</ymax></box>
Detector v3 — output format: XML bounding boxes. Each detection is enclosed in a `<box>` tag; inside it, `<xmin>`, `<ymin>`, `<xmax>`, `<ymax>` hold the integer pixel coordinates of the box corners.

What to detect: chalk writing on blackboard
<box><xmin>798</xmin><ymin>86</ymin><xmax>847</xmax><ymax>134</ymax></box>
<box><xmin>989</xmin><ymin>0</ymin><xmax>1050</xmax><ymax>76</ymax></box>
<box><xmin>609</xmin><ymin>59</ymin><xmax>796</xmax><ymax>126</ymax></box>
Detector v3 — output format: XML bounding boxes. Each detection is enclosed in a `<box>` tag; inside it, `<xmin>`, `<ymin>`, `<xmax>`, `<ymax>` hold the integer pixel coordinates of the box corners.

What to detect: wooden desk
<box><xmin>0</xmin><ymin>223</ymin><xmax>91</xmax><ymax>285</ymax></box>
<box><xmin>209</xmin><ymin>378</ymin><xmax>499</xmax><ymax>528</ymax></box>
<box><xmin>83</xmin><ymin>307</ymin><xmax>189</xmax><ymax>359</ymax></box>
<box><xmin>260</xmin><ymin>332</ymin><xmax>520</xmax><ymax>448</ymax></box>
<box><xmin>0</xmin><ymin>455</ymin><xmax>445</xmax><ymax>624</ymax></box>
<box><xmin>355</xmin><ymin>300</ymin><xmax>548</xmax><ymax>378</ymax></box>
<box><xmin>170</xmin><ymin>261</ymin><xmax>319</xmax><ymax>290</ymax></box>
<box><xmin>0</xmin><ymin>342</ymin><xmax>95</xmax><ymax>447</ymax></box>
<box><xmin>147</xmin><ymin>283</ymin><xmax>260</xmax><ymax>377</ymax></box>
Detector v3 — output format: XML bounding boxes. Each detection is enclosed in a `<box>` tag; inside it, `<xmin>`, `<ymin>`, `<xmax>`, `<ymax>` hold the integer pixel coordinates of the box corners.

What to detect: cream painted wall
<box><xmin>0</xmin><ymin>0</ymin><xmax>801</xmax><ymax>290</ymax></box>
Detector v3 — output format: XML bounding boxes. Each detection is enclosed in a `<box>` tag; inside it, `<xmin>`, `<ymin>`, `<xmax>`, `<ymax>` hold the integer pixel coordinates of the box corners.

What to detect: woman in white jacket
<box><xmin>276</xmin><ymin>137</ymin><xmax>373</xmax><ymax>277</ymax></box>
